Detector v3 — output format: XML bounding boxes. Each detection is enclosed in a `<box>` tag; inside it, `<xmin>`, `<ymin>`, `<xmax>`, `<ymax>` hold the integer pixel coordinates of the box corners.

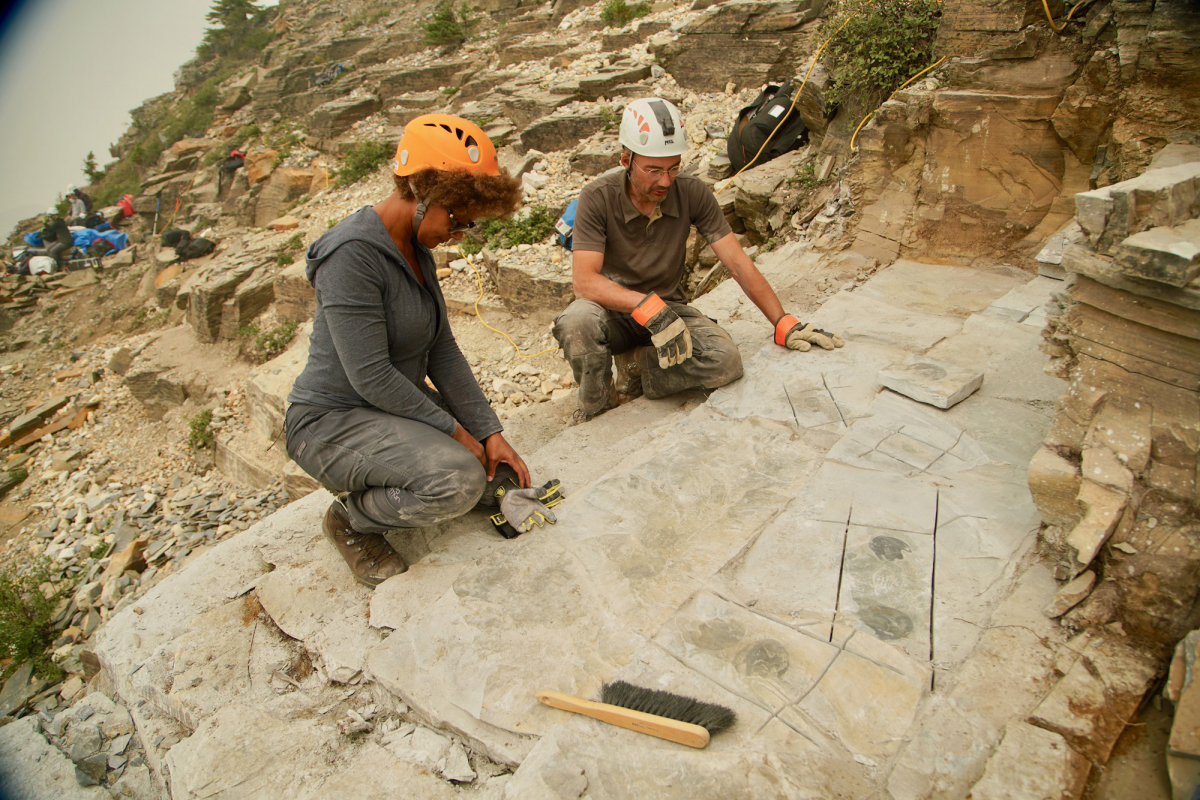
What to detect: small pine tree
<box><xmin>422</xmin><ymin>2</ymin><xmax>476</xmax><ymax>48</ymax></box>
<box><xmin>197</xmin><ymin>0</ymin><xmax>271</xmax><ymax>60</ymax></box>
<box><xmin>82</xmin><ymin>151</ymin><xmax>104</xmax><ymax>184</ymax></box>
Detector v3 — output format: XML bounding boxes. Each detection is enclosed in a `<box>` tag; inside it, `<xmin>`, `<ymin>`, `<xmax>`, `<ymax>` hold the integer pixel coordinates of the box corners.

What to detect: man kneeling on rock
<box><xmin>286</xmin><ymin>116</ymin><xmax>561</xmax><ymax>588</ymax></box>
<box><xmin>555</xmin><ymin>97</ymin><xmax>844</xmax><ymax>420</ymax></box>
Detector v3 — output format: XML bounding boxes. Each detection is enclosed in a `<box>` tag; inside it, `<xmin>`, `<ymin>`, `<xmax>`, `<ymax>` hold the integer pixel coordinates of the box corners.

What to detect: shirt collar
<box><xmin>619</xmin><ymin>173</ymin><xmax>681</xmax><ymax>223</ymax></box>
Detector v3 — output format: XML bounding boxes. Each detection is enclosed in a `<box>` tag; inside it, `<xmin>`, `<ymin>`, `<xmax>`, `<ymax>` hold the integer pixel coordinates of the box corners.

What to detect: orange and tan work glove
<box><xmin>774</xmin><ymin>314</ymin><xmax>845</xmax><ymax>352</ymax></box>
<box><xmin>632</xmin><ymin>292</ymin><xmax>692</xmax><ymax>369</ymax></box>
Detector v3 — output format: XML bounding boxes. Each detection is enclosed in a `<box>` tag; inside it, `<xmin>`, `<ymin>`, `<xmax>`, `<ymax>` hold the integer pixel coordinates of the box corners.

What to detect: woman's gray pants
<box><xmin>285</xmin><ymin>404</ymin><xmax>487</xmax><ymax>534</ymax></box>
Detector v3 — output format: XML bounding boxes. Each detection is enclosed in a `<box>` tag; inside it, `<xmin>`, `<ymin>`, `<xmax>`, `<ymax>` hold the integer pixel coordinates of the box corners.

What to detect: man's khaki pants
<box><xmin>553</xmin><ymin>298</ymin><xmax>743</xmax><ymax>417</ymax></box>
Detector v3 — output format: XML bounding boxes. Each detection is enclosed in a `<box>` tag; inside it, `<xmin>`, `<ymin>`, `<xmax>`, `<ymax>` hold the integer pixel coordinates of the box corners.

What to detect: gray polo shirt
<box><xmin>572</xmin><ymin>169</ymin><xmax>732</xmax><ymax>303</ymax></box>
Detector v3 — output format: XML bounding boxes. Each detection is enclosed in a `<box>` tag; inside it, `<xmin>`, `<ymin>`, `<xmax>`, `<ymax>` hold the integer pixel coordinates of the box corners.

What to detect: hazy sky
<box><xmin>0</xmin><ymin>0</ymin><xmax>274</xmax><ymax>237</ymax></box>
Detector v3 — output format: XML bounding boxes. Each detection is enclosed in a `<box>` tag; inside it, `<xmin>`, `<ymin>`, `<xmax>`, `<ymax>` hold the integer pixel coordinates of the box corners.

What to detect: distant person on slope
<box><xmin>553</xmin><ymin>97</ymin><xmax>844</xmax><ymax>421</ymax></box>
<box><xmin>67</xmin><ymin>184</ymin><xmax>92</xmax><ymax>213</ymax></box>
<box><xmin>39</xmin><ymin>208</ymin><xmax>74</xmax><ymax>270</ymax></box>
<box><xmin>218</xmin><ymin>149</ymin><xmax>246</xmax><ymax>196</ymax></box>
<box><xmin>286</xmin><ymin>115</ymin><xmax>549</xmax><ymax>588</ymax></box>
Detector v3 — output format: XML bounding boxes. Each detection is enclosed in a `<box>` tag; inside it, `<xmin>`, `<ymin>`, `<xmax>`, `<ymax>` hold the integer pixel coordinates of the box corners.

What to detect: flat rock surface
<box><xmin>88</xmin><ymin>260</ymin><xmax>1071</xmax><ymax>797</ymax></box>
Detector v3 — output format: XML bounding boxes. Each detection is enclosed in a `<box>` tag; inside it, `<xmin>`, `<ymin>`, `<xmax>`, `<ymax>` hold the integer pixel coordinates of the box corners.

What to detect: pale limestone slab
<box><xmin>926</xmin><ymin>313</ymin><xmax>1065</xmax><ymax>405</ymax></box>
<box><xmin>653</xmin><ymin>592</ymin><xmax>929</xmax><ymax>764</ymax></box>
<box><xmin>887</xmin><ymin>563</ymin><xmax>1063</xmax><ymax>800</ymax></box>
<box><xmin>856</xmin><ymin>260</ymin><xmax>1026</xmax><ymax>318</ymax></box>
<box><xmin>506</xmin><ymin>640</ymin><xmax>878</xmax><ymax>798</ymax></box>
<box><xmin>878</xmin><ymin>355</ymin><xmax>984</xmax><ymax>409</ymax></box>
<box><xmin>968</xmin><ymin>723</ymin><xmax>1090</xmax><ymax>800</ymax></box>
<box><xmin>839</xmin><ymin>525</ymin><xmax>933</xmax><ymax>660</ymax></box>
<box><xmin>707</xmin><ymin>338</ymin><xmax>907</xmax><ymax>430</ymax></box>
<box><xmin>941</xmin><ymin>394</ymin><xmax>1056</xmax><ymax>469</ymax></box>
<box><xmin>980</xmin><ymin>276</ymin><xmax>1063</xmax><ymax>323</ymax></box>
<box><xmin>809</xmin><ymin>292</ymin><xmax>965</xmax><ymax>353</ymax></box>
<box><xmin>827</xmin><ymin>391</ymin><xmax>990</xmax><ymax>479</ymax></box>
<box><xmin>553</xmin><ymin>408</ymin><xmax>825</xmax><ymax>633</ymax></box>
<box><xmin>717</xmin><ymin>511</ymin><xmax>847</xmax><ymax>635</ymax></box>
<box><xmin>0</xmin><ymin>716</ymin><xmax>111</xmax><ymax>800</ymax></box>
<box><xmin>254</xmin><ymin>529</ymin><xmax>384</xmax><ymax>683</ymax></box>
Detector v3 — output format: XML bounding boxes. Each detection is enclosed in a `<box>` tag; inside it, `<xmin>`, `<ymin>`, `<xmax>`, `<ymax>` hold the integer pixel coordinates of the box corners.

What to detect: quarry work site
<box><xmin>0</xmin><ymin>0</ymin><xmax>1198</xmax><ymax>797</ymax></box>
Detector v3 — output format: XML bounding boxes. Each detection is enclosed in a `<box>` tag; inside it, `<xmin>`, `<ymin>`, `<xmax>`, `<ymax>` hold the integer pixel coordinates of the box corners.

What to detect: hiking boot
<box><xmin>322</xmin><ymin>501</ymin><xmax>407</xmax><ymax>588</ymax></box>
<box><xmin>614</xmin><ymin>350</ymin><xmax>644</xmax><ymax>405</ymax></box>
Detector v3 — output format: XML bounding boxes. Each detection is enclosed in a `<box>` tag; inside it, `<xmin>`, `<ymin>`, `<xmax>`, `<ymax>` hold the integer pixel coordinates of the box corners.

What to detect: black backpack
<box><xmin>161</xmin><ymin>228</ymin><xmax>190</xmax><ymax>247</ymax></box>
<box><xmin>727</xmin><ymin>81</ymin><xmax>809</xmax><ymax>173</ymax></box>
<box><xmin>175</xmin><ymin>237</ymin><xmax>215</xmax><ymax>261</ymax></box>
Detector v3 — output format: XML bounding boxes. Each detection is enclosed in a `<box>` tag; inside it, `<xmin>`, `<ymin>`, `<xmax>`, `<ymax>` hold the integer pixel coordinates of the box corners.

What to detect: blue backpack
<box><xmin>556</xmin><ymin>199</ymin><xmax>578</xmax><ymax>249</ymax></box>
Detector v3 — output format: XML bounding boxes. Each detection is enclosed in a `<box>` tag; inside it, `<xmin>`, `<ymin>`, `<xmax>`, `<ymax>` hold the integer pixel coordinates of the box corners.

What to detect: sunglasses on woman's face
<box><xmin>448</xmin><ymin>211</ymin><xmax>476</xmax><ymax>234</ymax></box>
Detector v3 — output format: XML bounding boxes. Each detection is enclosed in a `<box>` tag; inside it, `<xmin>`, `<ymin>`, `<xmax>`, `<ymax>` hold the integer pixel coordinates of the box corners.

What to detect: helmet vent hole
<box><xmin>455</xmin><ymin>128</ymin><xmax>465</xmax><ymax>140</ymax></box>
<box><xmin>464</xmin><ymin>135</ymin><xmax>478</xmax><ymax>148</ymax></box>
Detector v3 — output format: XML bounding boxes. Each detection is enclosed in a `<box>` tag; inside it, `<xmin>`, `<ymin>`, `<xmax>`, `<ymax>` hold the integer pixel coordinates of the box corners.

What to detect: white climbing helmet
<box><xmin>618</xmin><ymin>98</ymin><xmax>687</xmax><ymax>158</ymax></box>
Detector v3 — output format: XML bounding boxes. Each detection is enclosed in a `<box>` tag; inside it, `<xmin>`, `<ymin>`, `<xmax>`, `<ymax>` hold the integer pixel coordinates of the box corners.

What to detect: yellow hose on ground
<box><xmin>849</xmin><ymin>55</ymin><xmax>947</xmax><ymax>153</ymax></box>
<box><xmin>1041</xmin><ymin>0</ymin><xmax>1089</xmax><ymax>33</ymax></box>
<box><xmin>456</xmin><ymin>244</ymin><xmax>559</xmax><ymax>360</ymax></box>
<box><xmin>716</xmin><ymin>12</ymin><xmax>858</xmax><ymax>195</ymax></box>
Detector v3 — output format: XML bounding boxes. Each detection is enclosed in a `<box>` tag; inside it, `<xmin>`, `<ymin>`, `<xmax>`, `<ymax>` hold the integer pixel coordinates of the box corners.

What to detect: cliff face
<box><xmin>844</xmin><ymin>0</ymin><xmax>1200</xmax><ymax>266</ymax></box>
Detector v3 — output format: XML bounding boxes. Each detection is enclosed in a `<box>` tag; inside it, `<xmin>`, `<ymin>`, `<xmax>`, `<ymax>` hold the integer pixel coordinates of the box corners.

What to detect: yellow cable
<box><xmin>716</xmin><ymin>12</ymin><xmax>858</xmax><ymax>196</ymax></box>
<box><xmin>849</xmin><ymin>55</ymin><xmax>947</xmax><ymax>153</ymax></box>
<box><xmin>1042</xmin><ymin>0</ymin><xmax>1088</xmax><ymax>32</ymax></box>
<box><xmin>455</xmin><ymin>244</ymin><xmax>559</xmax><ymax>360</ymax></box>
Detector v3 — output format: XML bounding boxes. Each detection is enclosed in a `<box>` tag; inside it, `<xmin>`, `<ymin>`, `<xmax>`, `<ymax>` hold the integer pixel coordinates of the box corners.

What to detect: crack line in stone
<box><xmin>756</xmin><ymin>629</ymin><xmax>857</xmax><ymax>735</ymax></box>
<box><xmin>831</xmin><ymin>503</ymin><xmax>853</xmax><ymax>643</ymax></box>
<box><xmin>782</xmin><ymin>382</ymin><xmax>802</xmax><ymax>431</ymax></box>
<box><xmin>930</xmin><ymin>490</ymin><xmax>939</xmax><ymax>693</ymax></box>
<box><xmin>648</xmin><ymin>640</ymin><xmax>819</xmax><ymax>746</ymax></box>
<box><xmin>821</xmin><ymin>372</ymin><xmax>848</xmax><ymax>428</ymax></box>
<box><xmin>920</xmin><ymin>429</ymin><xmax>967</xmax><ymax>475</ymax></box>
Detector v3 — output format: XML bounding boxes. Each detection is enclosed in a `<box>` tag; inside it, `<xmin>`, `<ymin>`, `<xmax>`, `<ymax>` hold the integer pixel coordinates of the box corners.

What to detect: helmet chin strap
<box><xmin>409</xmin><ymin>180</ymin><xmax>428</xmax><ymax>238</ymax></box>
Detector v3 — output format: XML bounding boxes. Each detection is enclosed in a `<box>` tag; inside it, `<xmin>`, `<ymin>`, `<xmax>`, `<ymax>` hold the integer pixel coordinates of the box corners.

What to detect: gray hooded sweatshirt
<box><xmin>287</xmin><ymin>207</ymin><xmax>501</xmax><ymax>441</ymax></box>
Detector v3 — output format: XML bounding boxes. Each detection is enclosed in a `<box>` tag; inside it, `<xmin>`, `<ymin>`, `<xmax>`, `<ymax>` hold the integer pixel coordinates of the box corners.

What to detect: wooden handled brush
<box><xmin>536</xmin><ymin>680</ymin><xmax>736</xmax><ymax>749</ymax></box>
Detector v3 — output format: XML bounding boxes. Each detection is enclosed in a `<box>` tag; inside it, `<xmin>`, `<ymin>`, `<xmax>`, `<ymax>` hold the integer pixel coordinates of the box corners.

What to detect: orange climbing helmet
<box><xmin>392</xmin><ymin>114</ymin><xmax>500</xmax><ymax>177</ymax></box>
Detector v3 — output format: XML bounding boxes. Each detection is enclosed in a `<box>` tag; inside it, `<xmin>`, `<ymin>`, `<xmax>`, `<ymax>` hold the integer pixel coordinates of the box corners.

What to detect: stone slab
<box><xmin>878</xmin><ymin>354</ymin><xmax>983</xmax><ymax>409</ymax></box>
<box><xmin>809</xmin><ymin>292</ymin><xmax>965</xmax><ymax>353</ymax></box>
<box><xmin>1112</xmin><ymin>217</ymin><xmax>1200</xmax><ymax>288</ymax></box>
<box><xmin>826</xmin><ymin>391</ymin><xmax>990</xmax><ymax>479</ymax></box>
<box><xmin>981</xmin><ymin>276</ymin><xmax>1063</xmax><ymax>323</ymax></box>
<box><xmin>839</xmin><ymin>524</ymin><xmax>933</xmax><ymax>660</ymax></box>
<box><xmin>707</xmin><ymin>338</ymin><xmax>908</xmax><ymax>431</ymax></box>
<box><xmin>654</xmin><ymin>592</ymin><xmax>930</xmax><ymax>764</ymax></box>
<box><xmin>856</xmin><ymin>260</ymin><xmax>1027</xmax><ymax>319</ymax></box>
<box><xmin>165</xmin><ymin>703</ymin><xmax>459</xmax><ymax>800</ymax></box>
<box><xmin>1028</xmin><ymin>635</ymin><xmax>1159</xmax><ymax>764</ymax></box>
<box><xmin>968</xmin><ymin>722</ymin><xmax>1090</xmax><ymax>800</ymax></box>
<box><xmin>0</xmin><ymin>716</ymin><xmax>111</xmax><ymax>800</ymax></box>
<box><xmin>367</xmin><ymin>408</ymin><xmax>825</xmax><ymax>764</ymax></box>
<box><xmin>926</xmin><ymin>313</ymin><xmax>1066</xmax><ymax>405</ymax></box>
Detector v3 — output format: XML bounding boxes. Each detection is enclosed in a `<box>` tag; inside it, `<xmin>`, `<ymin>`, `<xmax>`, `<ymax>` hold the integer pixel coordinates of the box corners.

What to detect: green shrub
<box><xmin>82</xmin><ymin>151</ymin><xmax>104</xmax><ymax>184</ymax></box>
<box><xmin>0</xmin><ymin>559</ymin><xmax>65</xmax><ymax>681</ymax></box>
<box><xmin>459</xmin><ymin>205</ymin><xmax>558</xmax><ymax>255</ymax></box>
<box><xmin>422</xmin><ymin>2</ymin><xmax>477</xmax><ymax>48</ymax></box>
<box><xmin>335</xmin><ymin>140</ymin><xmax>392</xmax><ymax>187</ymax></box>
<box><xmin>187</xmin><ymin>409</ymin><xmax>215</xmax><ymax>449</ymax></box>
<box><xmin>275</xmin><ymin>233</ymin><xmax>305</xmax><ymax>266</ymax></box>
<box><xmin>821</xmin><ymin>0</ymin><xmax>943</xmax><ymax>108</ymax></box>
<box><xmin>600</xmin><ymin>0</ymin><xmax>651</xmax><ymax>28</ymax></box>
<box><xmin>92</xmin><ymin>159</ymin><xmax>141</xmax><ymax>208</ymax></box>
<box><xmin>239</xmin><ymin>320</ymin><xmax>300</xmax><ymax>362</ymax></box>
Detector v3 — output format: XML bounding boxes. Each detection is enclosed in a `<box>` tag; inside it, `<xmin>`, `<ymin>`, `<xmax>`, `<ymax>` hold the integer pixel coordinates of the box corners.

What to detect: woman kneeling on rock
<box><xmin>286</xmin><ymin>115</ymin><xmax>537</xmax><ymax>588</ymax></box>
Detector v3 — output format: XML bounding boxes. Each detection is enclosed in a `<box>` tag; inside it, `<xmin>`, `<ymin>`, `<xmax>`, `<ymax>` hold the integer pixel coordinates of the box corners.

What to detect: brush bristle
<box><xmin>600</xmin><ymin>680</ymin><xmax>736</xmax><ymax>735</ymax></box>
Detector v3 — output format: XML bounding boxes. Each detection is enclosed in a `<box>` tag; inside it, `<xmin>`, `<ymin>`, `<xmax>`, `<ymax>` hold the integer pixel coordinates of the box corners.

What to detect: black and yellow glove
<box><xmin>490</xmin><ymin>479</ymin><xmax>566</xmax><ymax>539</ymax></box>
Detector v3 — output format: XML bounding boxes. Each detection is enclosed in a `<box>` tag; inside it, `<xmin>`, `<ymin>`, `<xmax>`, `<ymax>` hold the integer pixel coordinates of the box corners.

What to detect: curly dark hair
<box><xmin>394</xmin><ymin>168</ymin><xmax>522</xmax><ymax>220</ymax></box>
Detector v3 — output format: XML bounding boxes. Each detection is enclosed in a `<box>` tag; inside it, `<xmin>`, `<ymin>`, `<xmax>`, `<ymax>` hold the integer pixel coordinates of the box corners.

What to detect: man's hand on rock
<box><xmin>773</xmin><ymin>314</ymin><xmax>844</xmax><ymax>352</ymax></box>
<box><xmin>632</xmin><ymin>292</ymin><xmax>692</xmax><ymax>369</ymax></box>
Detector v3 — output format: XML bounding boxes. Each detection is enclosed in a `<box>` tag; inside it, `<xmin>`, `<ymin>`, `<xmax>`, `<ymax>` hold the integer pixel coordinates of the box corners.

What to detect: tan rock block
<box><xmin>1043</xmin><ymin>571</ymin><xmax>1096</xmax><ymax>619</ymax></box>
<box><xmin>266</xmin><ymin>215</ymin><xmax>300</xmax><ymax>231</ymax></box>
<box><xmin>969</xmin><ymin>722</ymin><xmax>1090</xmax><ymax>800</ymax></box>
<box><xmin>1065</xmin><ymin>480</ymin><xmax>1127</xmax><ymax>568</ymax></box>
<box><xmin>1081</xmin><ymin>446</ymin><xmax>1134</xmax><ymax>494</ymax></box>
<box><xmin>1028</xmin><ymin>446</ymin><xmax>1083</xmax><ymax>528</ymax></box>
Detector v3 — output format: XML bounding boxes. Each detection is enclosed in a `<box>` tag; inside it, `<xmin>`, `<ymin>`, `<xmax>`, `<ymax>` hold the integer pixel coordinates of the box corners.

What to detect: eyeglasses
<box><xmin>448</xmin><ymin>211</ymin><xmax>476</xmax><ymax>234</ymax></box>
<box><xmin>635</xmin><ymin>162</ymin><xmax>682</xmax><ymax>181</ymax></box>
